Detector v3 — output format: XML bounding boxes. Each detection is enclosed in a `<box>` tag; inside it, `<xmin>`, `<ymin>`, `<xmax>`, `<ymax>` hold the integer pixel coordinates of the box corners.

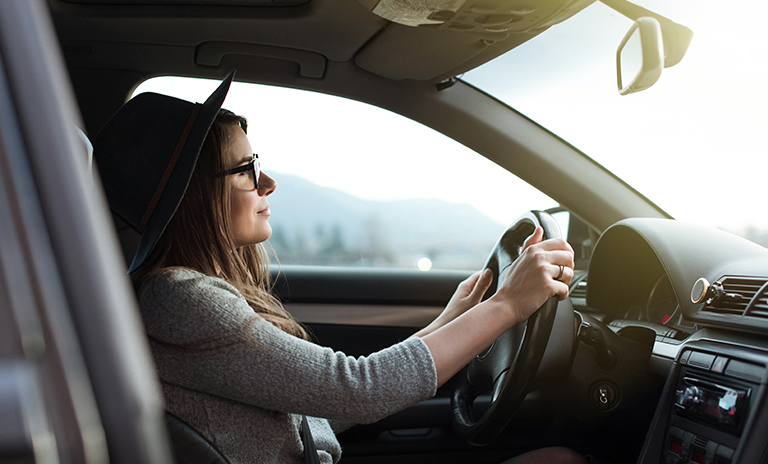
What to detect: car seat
<box><xmin>82</xmin><ymin>127</ymin><xmax>229</xmax><ymax>464</ymax></box>
<box><xmin>165</xmin><ymin>413</ymin><xmax>230</xmax><ymax>464</ymax></box>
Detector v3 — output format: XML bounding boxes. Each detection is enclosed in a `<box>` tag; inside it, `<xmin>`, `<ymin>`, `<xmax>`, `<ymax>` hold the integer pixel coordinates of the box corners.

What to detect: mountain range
<box><xmin>266</xmin><ymin>172</ymin><xmax>507</xmax><ymax>269</ymax></box>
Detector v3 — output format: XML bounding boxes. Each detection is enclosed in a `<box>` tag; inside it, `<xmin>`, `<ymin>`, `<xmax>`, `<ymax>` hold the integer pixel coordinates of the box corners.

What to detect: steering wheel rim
<box><xmin>451</xmin><ymin>210</ymin><xmax>562</xmax><ymax>446</ymax></box>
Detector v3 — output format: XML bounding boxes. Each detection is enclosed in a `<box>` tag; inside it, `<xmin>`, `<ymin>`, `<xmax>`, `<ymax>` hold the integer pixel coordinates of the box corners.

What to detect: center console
<box><xmin>638</xmin><ymin>333</ymin><xmax>768</xmax><ymax>464</ymax></box>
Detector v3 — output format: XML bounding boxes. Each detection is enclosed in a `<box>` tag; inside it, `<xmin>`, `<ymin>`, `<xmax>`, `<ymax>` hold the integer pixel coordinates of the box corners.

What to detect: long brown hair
<box><xmin>133</xmin><ymin>109</ymin><xmax>309</xmax><ymax>340</ymax></box>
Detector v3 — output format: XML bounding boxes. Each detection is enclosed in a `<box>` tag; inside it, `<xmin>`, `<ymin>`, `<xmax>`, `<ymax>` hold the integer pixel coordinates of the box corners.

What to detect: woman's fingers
<box><xmin>468</xmin><ymin>268</ymin><xmax>493</xmax><ymax>300</ymax></box>
<box><xmin>553</xmin><ymin>263</ymin><xmax>565</xmax><ymax>281</ymax></box>
<box><xmin>538</xmin><ymin>249</ymin><xmax>575</xmax><ymax>269</ymax></box>
<box><xmin>528</xmin><ymin>248</ymin><xmax>574</xmax><ymax>296</ymax></box>
<box><xmin>523</xmin><ymin>227</ymin><xmax>573</xmax><ymax>253</ymax></box>
<box><xmin>522</xmin><ymin>226</ymin><xmax>544</xmax><ymax>250</ymax></box>
<box><xmin>523</xmin><ymin>228</ymin><xmax>575</xmax><ymax>272</ymax></box>
<box><xmin>458</xmin><ymin>270</ymin><xmax>482</xmax><ymax>292</ymax></box>
<box><xmin>553</xmin><ymin>262</ymin><xmax>573</xmax><ymax>279</ymax></box>
<box><xmin>531</xmin><ymin>236</ymin><xmax>575</xmax><ymax>255</ymax></box>
<box><xmin>552</xmin><ymin>265</ymin><xmax>573</xmax><ymax>300</ymax></box>
<box><xmin>490</xmin><ymin>229</ymin><xmax>579</xmax><ymax>323</ymax></box>
<box><xmin>458</xmin><ymin>269</ymin><xmax>493</xmax><ymax>303</ymax></box>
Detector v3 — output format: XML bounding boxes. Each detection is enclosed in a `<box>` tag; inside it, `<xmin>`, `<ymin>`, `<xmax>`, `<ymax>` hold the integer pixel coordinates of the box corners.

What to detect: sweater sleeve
<box><xmin>140</xmin><ymin>269</ymin><xmax>438</xmax><ymax>424</ymax></box>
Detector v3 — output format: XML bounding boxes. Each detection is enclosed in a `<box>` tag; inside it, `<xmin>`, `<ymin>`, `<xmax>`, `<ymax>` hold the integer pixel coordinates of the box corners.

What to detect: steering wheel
<box><xmin>451</xmin><ymin>211</ymin><xmax>562</xmax><ymax>446</ymax></box>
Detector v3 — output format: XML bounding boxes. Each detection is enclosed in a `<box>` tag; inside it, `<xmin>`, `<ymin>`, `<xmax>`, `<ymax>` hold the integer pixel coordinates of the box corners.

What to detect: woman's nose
<box><xmin>258</xmin><ymin>172</ymin><xmax>276</xmax><ymax>196</ymax></box>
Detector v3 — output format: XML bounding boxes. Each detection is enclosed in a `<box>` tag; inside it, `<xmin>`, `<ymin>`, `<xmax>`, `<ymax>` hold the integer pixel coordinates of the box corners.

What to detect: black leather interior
<box><xmin>165</xmin><ymin>412</ymin><xmax>230</xmax><ymax>464</ymax></box>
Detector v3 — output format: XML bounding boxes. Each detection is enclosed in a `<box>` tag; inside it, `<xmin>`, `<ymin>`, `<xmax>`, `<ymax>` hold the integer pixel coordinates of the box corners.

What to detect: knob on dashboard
<box><xmin>674</xmin><ymin>385</ymin><xmax>703</xmax><ymax>411</ymax></box>
<box><xmin>691</xmin><ymin>277</ymin><xmax>710</xmax><ymax>304</ymax></box>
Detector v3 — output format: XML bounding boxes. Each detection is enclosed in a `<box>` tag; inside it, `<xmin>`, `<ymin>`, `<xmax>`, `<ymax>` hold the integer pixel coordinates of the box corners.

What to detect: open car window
<box><xmin>134</xmin><ymin>78</ymin><xmax>560</xmax><ymax>271</ymax></box>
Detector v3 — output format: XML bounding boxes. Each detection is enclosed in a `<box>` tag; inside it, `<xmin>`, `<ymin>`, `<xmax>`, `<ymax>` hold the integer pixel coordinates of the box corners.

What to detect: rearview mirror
<box><xmin>617</xmin><ymin>17</ymin><xmax>664</xmax><ymax>95</ymax></box>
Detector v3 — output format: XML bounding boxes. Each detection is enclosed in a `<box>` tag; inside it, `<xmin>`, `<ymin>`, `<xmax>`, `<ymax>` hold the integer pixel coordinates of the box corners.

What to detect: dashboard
<box><xmin>634</xmin><ymin>273</ymin><xmax>678</xmax><ymax>325</ymax></box>
<box><xmin>581</xmin><ymin>218</ymin><xmax>768</xmax><ymax>464</ymax></box>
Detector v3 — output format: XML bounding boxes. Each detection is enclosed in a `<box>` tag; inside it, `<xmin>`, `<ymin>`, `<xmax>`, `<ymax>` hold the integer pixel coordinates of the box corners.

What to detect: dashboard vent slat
<box><xmin>571</xmin><ymin>278</ymin><xmax>587</xmax><ymax>299</ymax></box>
<box><xmin>746</xmin><ymin>289</ymin><xmax>768</xmax><ymax>320</ymax></box>
<box><xmin>702</xmin><ymin>276</ymin><xmax>767</xmax><ymax>316</ymax></box>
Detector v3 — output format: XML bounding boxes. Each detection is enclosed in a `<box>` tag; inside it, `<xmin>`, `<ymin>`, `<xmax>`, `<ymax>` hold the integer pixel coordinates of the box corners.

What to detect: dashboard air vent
<box><xmin>571</xmin><ymin>277</ymin><xmax>587</xmax><ymax>299</ymax></box>
<box><xmin>747</xmin><ymin>286</ymin><xmax>768</xmax><ymax>320</ymax></box>
<box><xmin>702</xmin><ymin>276</ymin><xmax>767</xmax><ymax>316</ymax></box>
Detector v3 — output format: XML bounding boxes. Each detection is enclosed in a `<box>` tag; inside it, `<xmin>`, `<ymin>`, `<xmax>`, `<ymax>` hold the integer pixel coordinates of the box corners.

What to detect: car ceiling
<box><xmin>49</xmin><ymin>0</ymin><xmax>595</xmax><ymax>84</ymax></box>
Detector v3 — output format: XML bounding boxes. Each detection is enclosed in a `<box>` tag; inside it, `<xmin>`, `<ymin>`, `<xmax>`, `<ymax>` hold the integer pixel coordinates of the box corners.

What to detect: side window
<box><xmin>133</xmin><ymin>78</ymin><xmax>557</xmax><ymax>270</ymax></box>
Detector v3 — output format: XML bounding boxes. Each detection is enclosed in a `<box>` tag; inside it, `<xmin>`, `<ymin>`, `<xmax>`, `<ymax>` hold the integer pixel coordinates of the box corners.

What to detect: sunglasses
<box><xmin>217</xmin><ymin>154</ymin><xmax>260</xmax><ymax>190</ymax></box>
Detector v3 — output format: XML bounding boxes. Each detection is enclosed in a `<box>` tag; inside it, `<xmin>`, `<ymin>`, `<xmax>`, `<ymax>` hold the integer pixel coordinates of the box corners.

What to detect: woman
<box><xmin>94</xmin><ymin>72</ymin><xmax>583</xmax><ymax>464</ymax></box>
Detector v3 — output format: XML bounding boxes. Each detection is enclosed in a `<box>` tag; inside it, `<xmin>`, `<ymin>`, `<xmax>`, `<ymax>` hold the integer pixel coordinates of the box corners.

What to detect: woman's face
<box><xmin>225</xmin><ymin>125</ymin><xmax>276</xmax><ymax>248</ymax></box>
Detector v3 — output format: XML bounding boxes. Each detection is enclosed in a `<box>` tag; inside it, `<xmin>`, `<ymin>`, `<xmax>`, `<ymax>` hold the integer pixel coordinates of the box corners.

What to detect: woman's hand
<box><xmin>444</xmin><ymin>268</ymin><xmax>494</xmax><ymax>320</ymax></box>
<box><xmin>413</xmin><ymin>269</ymin><xmax>493</xmax><ymax>338</ymax></box>
<box><xmin>419</xmin><ymin>226</ymin><xmax>575</xmax><ymax>387</ymax></box>
<box><xmin>489</xmin><ymin>226</ymin><xmax>575</xmax><ymax>325</ymax></box>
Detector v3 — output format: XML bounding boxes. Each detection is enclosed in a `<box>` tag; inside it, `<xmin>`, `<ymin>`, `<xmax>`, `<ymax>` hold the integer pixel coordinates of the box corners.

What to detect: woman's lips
<box><xmin>257</xmin><ymin>206</ymin><xmax>271</xmax><ymax>216</ymax></box>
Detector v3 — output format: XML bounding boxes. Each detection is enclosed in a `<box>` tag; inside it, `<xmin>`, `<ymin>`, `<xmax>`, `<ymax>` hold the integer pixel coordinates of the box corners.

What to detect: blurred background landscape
<box><xmin>267</xmin><ymin>173</ymin><xmax>506</xmax><ymax>270</ymax></box>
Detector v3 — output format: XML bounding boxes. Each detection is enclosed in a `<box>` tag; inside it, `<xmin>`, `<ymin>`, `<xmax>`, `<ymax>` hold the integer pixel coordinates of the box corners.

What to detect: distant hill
<box><xmin>266</xmin><ymin>173</ymin><xmax>507</xmax><ymax>269</ymax></box>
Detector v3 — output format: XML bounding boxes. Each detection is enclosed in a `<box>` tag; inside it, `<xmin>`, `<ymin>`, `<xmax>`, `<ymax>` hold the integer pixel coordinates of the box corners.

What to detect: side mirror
<box><xmin>616</xmin><ymin>17</ymin><xmax>664</xmax><ymax>95</ymax></box>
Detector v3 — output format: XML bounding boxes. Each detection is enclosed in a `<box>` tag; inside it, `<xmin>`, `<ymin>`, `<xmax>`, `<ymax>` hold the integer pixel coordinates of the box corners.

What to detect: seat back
<box><xmin>165</xmin><ymin>413</ymin><xmax>231</xmax><ymax>464</ymax></box>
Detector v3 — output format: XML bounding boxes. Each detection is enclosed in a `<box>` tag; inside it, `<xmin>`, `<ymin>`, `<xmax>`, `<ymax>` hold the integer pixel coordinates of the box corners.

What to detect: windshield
<box><xmin>464</xmin><ymin>0</ymin><xmax>768</xmax><ymax>245</ymax></box>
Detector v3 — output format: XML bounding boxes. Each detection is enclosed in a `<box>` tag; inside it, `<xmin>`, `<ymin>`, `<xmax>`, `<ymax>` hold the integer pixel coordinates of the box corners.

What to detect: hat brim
<box><xmin>128</xmin><ymin>71</ymin><xmax>235</xmax><ymax>273</ymax></box>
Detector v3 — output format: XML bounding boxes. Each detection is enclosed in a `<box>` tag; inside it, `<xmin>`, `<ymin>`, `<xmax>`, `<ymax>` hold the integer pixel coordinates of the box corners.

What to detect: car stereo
<box><xmin>674</xmin><ymin>376</ymin><xmax>749</xmax><ymax>432</ymax></box>
<box><xmin>661</xmin><ymin>348</ymin><xmax>764</xmax><ymax>464</ymax></box>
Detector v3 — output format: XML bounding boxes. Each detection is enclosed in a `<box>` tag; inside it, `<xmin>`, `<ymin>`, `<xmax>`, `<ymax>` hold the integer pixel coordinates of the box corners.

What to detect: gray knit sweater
<box><xmin>139</xmin><ymin>269</ymin><xmax>438</xmax><ymax>464</ymax></box>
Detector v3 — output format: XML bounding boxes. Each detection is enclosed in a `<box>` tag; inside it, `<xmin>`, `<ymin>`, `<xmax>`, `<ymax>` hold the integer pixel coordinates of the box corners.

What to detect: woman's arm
<box><xmin>420</xmin><ymin>227</ymin><xmax>574</xmax><ymax>387</ymax></box>
<box><xmin>141</xmin><ymin>269</ymin><xmax>438</xmax><ymax>424</ymax></box>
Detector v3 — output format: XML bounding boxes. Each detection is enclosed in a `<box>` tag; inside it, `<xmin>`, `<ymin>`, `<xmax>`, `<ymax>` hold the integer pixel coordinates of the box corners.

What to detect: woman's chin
<box><xmin>262</xmin><ymin>222</ymin><xmax>273</xmax><ymax>241</ymax></box>
<box><xmin>234</xmin><ymin>225</ymin><xmax>272</xmax><ymax>248</ymax></box>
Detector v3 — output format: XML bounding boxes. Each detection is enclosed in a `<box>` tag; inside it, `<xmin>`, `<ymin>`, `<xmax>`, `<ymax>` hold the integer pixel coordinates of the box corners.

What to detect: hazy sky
<box><xmin>135</xmin><ymin>0</ymin><xmax>768</xmax><ymax>234</ymax></box>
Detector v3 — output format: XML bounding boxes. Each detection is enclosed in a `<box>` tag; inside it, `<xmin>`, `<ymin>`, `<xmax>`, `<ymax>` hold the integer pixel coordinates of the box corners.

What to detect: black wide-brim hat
<box><xmin>94</xmin><ymin>71</ymin><xmax>235</xmax><ymax>273</ymax></box>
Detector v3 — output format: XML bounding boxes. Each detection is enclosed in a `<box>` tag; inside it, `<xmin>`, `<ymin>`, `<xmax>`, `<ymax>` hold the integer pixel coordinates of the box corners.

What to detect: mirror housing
<box><xmin>617</xmin><ymin>17</ymin><xmax>664</xmax><ymax>95</ymax></box>
<box><xmin>601</xmin><ymin>0</ymin><xmax>693</xmax><ymax>69</ymax></box>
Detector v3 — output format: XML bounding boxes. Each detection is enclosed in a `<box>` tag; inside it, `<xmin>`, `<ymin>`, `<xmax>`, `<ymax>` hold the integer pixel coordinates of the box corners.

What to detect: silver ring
<box><xmin>555</xmin><ymin>264</ymin><xmax>564</xmax><ymax>281</ymax></box>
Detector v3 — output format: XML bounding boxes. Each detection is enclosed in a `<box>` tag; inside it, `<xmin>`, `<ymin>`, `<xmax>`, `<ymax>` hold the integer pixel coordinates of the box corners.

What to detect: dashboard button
<box><xmin>711</xmin><ymin>356</ymin><xmax>729</xmax><ymax>373</ymax></box>
<box><xmin>682</xmin><ymin>432</ymin><xmax>695</xmax><ymax>457</ymax></box>
<box><xmin>715</xmin><ymin>445</ymin><xmax>733</xmax><ymax>463</ymax></box>
<box><xmin>689</xmin><ymin>352</ymin><xmax>715</xmax><ymax>370</ymax></box>
<box><xmin>668</xmin><ymin>426</ymin><xmax>685</xmax><ymax>440</ymax></box>
<box><xmin>725</xmin><ymin>359</ymin><xmax>765</xmax><ymax>382</ymax></box>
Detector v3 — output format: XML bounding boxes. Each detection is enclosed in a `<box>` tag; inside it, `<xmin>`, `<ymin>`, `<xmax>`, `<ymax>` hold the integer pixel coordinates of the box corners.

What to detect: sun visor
<box><xmin>62</xmin><ymin>0</ymin><xmax>307</xmax><ymax>4</ymax></box>
<box><xmin>356</xmin><ymin>0</ymin><xmax>595</xmax><ymax>81</ymax></box>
